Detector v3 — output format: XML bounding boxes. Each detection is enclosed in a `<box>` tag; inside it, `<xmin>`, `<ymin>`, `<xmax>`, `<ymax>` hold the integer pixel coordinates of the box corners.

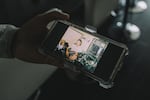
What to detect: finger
<box><xmin>36</xmin><ymin>50</ymin><xmax>64</xmax><ymax>68</ymax></box>
<box><xmin>45</xmin><ymin>56</ymin><xmax>64</xmax><ymax>68</ymax></box>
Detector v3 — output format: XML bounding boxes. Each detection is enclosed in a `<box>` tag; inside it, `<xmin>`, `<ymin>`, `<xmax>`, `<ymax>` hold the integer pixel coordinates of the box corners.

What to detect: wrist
<box><xmin>0</xmin><ymin>25</ymin><xmax>20</xmax><ymax>58</ymax></box>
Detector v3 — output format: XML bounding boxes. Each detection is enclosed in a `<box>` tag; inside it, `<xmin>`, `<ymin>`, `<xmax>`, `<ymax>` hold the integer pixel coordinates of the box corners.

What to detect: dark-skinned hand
<box><xmin>13</xmin><ymin>9</ymin><xmax>70</xmax><ymax>67</ymax></box>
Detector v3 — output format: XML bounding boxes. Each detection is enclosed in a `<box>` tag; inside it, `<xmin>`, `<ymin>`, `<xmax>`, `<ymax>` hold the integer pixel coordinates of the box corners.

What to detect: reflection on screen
<box><xmin>54</xmin><ymin>26</ymin><xmax>108</xmax><ymax>73</ymax></box>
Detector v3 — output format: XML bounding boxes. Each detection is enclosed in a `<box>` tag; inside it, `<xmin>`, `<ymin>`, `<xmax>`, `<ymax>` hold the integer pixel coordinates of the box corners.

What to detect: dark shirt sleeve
<box><xmin>0</xmin><ymin>25</ymin><xmax>19</xmax><ymax>58</ymax></box>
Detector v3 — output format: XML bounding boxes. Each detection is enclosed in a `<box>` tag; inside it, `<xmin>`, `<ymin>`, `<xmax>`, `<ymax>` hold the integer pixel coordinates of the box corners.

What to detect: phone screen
<box><xmin>43</xmin><ymin>21</ymin><xmax>124</xmax><ymax>81</ymax></box>
<box><xmin>55</xmin><ymin>25</ymin><xmax>108</xmax><ymax>73</ymax></box>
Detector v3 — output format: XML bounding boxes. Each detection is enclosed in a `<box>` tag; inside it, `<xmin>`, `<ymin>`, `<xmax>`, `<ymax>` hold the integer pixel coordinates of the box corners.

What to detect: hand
<box><xmin>13</xmin><ymin>9</ymin><xmax>70</xmax><ymax>67</ymax></box>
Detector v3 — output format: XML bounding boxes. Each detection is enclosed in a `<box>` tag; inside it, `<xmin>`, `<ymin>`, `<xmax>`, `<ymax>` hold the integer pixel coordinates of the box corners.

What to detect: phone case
<box><xmin>44</xmin><ymin>20</ymin><xmax>129</xmax><ymax>89</ymax></box>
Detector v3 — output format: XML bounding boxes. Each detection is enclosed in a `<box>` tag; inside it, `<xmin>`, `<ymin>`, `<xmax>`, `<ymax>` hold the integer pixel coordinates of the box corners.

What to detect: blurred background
<box><xmin>0</xmin><ymin>0</ymin><xmax>150</xmax><ymax>100</ymax></box>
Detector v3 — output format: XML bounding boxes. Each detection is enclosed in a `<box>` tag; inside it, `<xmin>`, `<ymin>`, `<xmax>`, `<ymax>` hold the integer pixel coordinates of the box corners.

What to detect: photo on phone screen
<box><xmin>54</xmin><ymin>26</ymin><xmax>108</xmax><ymax>73</ymax></box>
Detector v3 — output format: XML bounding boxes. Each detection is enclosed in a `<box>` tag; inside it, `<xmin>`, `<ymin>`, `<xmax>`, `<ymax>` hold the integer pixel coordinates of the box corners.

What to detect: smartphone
<box><xmin>40</xmin><ymin>20</ymin><xmax>128</xmax><ymax>89</ymax></box>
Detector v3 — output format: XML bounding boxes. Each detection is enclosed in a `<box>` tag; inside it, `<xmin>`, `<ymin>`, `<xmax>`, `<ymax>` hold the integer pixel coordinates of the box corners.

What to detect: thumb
<box><xmin>39</xmin><ymin>8</ymin><xmax>70</xmax><ymax>25</ymax></box>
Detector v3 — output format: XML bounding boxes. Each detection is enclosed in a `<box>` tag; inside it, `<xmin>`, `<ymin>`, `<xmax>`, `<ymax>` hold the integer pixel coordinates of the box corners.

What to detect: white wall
<box><xmin>0</xmin><ymin>58</ymin><xmax>57</xmax><ymax>100</ymax></box>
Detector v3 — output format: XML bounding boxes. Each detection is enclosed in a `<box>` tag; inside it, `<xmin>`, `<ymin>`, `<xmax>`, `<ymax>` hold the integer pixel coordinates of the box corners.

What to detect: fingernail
<box><xmin>45</xmin><ymin>8</ymin><xmax>62</xmax><ymax>14</ymax></box>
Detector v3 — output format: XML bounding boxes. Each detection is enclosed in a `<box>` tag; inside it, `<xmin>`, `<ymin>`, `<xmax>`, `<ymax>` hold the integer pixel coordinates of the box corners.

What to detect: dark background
<box><xmin>0</xmin><ymin>0</ymin><xmax>150</xmax><ymax>100</ymax></box>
